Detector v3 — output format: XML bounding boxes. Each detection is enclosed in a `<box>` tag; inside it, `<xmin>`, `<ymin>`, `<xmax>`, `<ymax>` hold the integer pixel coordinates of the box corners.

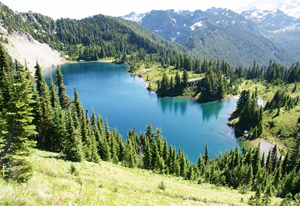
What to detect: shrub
<box><xmin>70</xmin><ymin>164</ymin><xmax>79</xmax><ymax>176</ymax></box>
<box><xmin>158</xmin><ymin>180</ymin><xmax>166</xmax><ymax>190</ymax></box>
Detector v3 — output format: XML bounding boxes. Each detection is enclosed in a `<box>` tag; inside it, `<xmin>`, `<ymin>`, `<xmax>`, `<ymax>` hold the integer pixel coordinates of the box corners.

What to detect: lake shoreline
<box><xmin>42</xmin><ymin>58</ymin><xmax>115</xmax><ymax>72</ymax></box>
<box><xmin>44</xmin><ymin>61</ymin><xmax>276</xmax><ymax>159</ymax></box>
<box><xmin>135</xmin><ymin>70</ymin><xmax>276</xmax><ymax>155</ymax></box>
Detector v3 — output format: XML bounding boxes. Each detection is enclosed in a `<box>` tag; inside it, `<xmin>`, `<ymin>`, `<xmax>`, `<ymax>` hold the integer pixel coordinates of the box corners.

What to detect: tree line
<box><xmin>156</xmin><ymin>58</ymin><xmax>300</xmax><ymax>103</ymax></box>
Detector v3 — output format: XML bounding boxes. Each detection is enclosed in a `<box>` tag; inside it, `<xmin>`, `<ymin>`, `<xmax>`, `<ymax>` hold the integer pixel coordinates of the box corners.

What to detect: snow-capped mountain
<box><xmin>121</xmin><ymin>12</ymin><xmax>147</xmax><ymax>23</ymax></box>
<box><xmin>242</xmin><ymin>9</ymin><xmax>300</xmax><ymax>29</ymax></box>
<box><xmin>120</xmin><ymin>3</ymin><xmax>300</xmax><ymax>62</ymax></box>
<box><xmin>241</xmin><ymin>9</ymin><xmax>300</xmax><ymax>51</ymax></box>
<box><xmin>238</xmin><ymin>0</ymin><xmax>300</xmax><ymax>18</ymax></box>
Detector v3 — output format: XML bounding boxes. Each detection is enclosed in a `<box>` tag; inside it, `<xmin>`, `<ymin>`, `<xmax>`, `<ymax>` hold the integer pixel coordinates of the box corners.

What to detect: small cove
<box><xmin>43</xmin><ymin>62</ymin><xmax>241</xmax><ymax>162</ymax></box>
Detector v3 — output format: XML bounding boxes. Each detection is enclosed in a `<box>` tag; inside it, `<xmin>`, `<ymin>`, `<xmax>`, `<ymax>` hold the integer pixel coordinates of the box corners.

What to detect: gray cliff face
<box><xmin>141</xmin><ymin>10</ymin><xmax>184</xmax><ymax>42</ymax></box>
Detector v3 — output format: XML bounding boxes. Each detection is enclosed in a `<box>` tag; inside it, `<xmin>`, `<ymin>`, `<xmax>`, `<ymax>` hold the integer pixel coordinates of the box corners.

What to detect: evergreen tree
<box><xmin>63</xmin><ymin>110</ymin><xmax>84</xmax><ymax>162</ymax></box>
<box><xmin>56</xmin><ymin>67</ymin><xmax>70</xmax><ymax>109</ymax></box>
<box><xmin>157</xmin><ymin>155</ymin><xmax>165</xmax><ymax>173</ymax></box>
<box><xmin>197</xmin><ymin>153</ymin><xmax>203</xmax><ymax>170</ymax></box>
<box><xmin>155</xmin><ymin>127</ymin><xmax>164</xmax><ymax>156</ymax></box>
<box><xmin>162</xmin><ymin>138</ymin><xmax>169</xmax><ymax>163</ymax></box>
<box><xmin>249</xmin><ymin>185</ymin><xmax>262</xmax><ymax>206</ymax></box>
<box><xmin>174</xmin><ymin>71</ymin><xmax>181</xmax><ymax>94</ymax></box>
<box><xmin>110</xmin><ymin>129</ymin><xmax>118</xmax><ymax>163</ymax></box>
<box><xmin>51</xmin><ymin>105</ymin><xmax>66</xmax><ymax>152</ymax></box>
<box><xmin>186</xmin><ymin>164</ymin><xmax>194</xmax><ymax>180</ymax></box>
<box><xmin>182</xmin><ymin>70</ymin><xmax>189</xmax><ymax>89</ymax></box>
<box><xmin>246</xmin><ymin>165</ymin><xmax>254</xmax><ymax>186</ymax></box>
<box><xmin>99</xmin><ymin>136</ymin><xmax>111</xmax><ymax>161</ymax></box>
<box><xmin>167</xmin><ymin>145</ymin><xmax>174</xmax><ymax>174</ymax></box>
<box><xmin>72</xmin><ymin>87</ymin><xmax>83</xmax><ymax>120</ymax></box>
<box><xmin>261</xmin><ymin>153</ymin><xmax>265</xmax><ymax>168</ymax></box>
<box><xmin>34</xmin><ymin>62</ymin><xmax>53</xmax><ymax>149</ymax></box>
<box><xmin>217</xmin><ymin>79</ymin><xmax>225</xmax><ymax>99</ymax></box>
<box><xmin>143</xmin><ymin>138</ymin><xmax>152</xmax><ymax>170</ymax></box>
<box><xmin>0</xmin><ymin>65</ymin><xmax>37</xmax><ymax>180</ymax></box>
<box><xmin>48</xmin><ymin>76</ymin><xmax>59</xmax><ymax>108</ymax></box>
<box><xmin>0</xmin><ymin>44</ymin><xmax>12</xmax><ymax>108</ymax></box>
<box><xmin>151</xmin><ymin>141</ymin><xmax>159</xmax><ymax>170</ymax></box>
<box><xmin>236</xmin><ymin>90</ymin><xmax>250</xmax><ymax>113</ymax></box>
<box><xmin>204</xmin><ymin>143</ymin><xmax>209</xmax><ymax>165</ymax></box>
<box><xmin>123</xmin><ymin>139</ymin><xmax>135</xmax><ymax>168</ymax></box>
<box><xmin>159</xmin><ymin>73</ymin><xmax>169</xmax><ymax>96</ymax></box>
<box><xmin>145</xmin><ymin>123</ymin><xmax>154</xmax><ymax>140</ymax></box>
<box><xmin>272</xmin><ymin>164</ymin><xmax>282</xmax><ymax>189</ymax></box>
<box><xmin>80</xmin><ymin>109</ymin><xmax>92</xmax><ymax>160</ymax></box>
<box><xmin>252</xmin><ymin>146</ymin><xmax>261</xmax><ymax>176</ymax></box>
<box><xmin>105</xmin><ymin>118</ymin><xmax>111</xmax><ymax>150</ymax></box>
<box><xmin>87</xmin><ymin>127</ymin><xmax>101</xmax><ymax>163</ymax></box>
<box><xmin>180</xmin><ymin>153</ymin><xmax>187</xmax><ymax>177</ymax></box>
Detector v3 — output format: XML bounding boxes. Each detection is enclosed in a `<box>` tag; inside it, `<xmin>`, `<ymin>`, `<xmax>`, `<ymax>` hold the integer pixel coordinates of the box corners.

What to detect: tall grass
<box><xmin>0</xmin><ymin>149</ymin><xmax>282</xmax><ymax>205</ymax></box>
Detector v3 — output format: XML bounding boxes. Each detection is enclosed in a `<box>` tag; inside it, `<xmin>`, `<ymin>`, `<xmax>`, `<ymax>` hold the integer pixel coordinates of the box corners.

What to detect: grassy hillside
<box><xmin>0</xmin><ymin>149</ymin><xmax>283</xmax><ymax>206</ymax></box>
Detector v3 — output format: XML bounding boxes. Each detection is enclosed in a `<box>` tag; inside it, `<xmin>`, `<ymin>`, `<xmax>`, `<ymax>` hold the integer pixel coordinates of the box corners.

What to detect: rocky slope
<box><xmin>0</xmin><ymin>25</ymin><xmax>65</xmax><ymax>73</ymax></box>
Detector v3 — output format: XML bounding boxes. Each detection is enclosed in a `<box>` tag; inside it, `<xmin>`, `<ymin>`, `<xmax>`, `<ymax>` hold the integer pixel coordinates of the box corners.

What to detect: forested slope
<box><xmin>0</xmin><ymin>3</ymin><xmax>191</xmax><ymax>65</ymax></box>
<box><xmin>185</xmin><ymin>26</ymin><xmax>299</xmax><ymax>67</ymax></box>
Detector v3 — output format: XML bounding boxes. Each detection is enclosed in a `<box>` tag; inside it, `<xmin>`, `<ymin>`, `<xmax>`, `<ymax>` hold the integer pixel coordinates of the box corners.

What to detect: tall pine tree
<box><xmin>56</xmin><ymin>67</ymin><xmax>70</xmax><ymax>109</ymax></box>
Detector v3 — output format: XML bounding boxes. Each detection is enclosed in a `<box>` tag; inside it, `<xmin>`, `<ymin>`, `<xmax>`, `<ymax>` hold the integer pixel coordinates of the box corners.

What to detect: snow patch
<box><xmin>190</xmin><ymin>21</ymin><xmax>203</xmax><ymax>31</ymax></box>
<box><xmin>238</xmin><ymin>0</ymin><xmax>300</xmax><ymax>18</ymax></box>
<box><xmin>170</xmin><ymin>18</ymin><xmax>176</xmax><ymax>25</ymax></box>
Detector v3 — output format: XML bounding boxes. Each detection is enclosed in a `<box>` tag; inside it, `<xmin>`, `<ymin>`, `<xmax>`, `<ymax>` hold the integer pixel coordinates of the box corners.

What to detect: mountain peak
<box><xmin>121</xmin><ymin>12</ymin><xmax>147</xmax><ymax>23</ymax></box>
<box><xmin>237</xmin><ymin>0</ymin><xmax>300</xmax><ymax>18</ymax></box>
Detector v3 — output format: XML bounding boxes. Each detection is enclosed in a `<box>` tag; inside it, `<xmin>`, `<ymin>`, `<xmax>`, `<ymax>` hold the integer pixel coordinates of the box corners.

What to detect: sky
<box><xmin>1</xmin><ymin>0</ymin><xmax>256</xmax><ymax>20</ymax></box>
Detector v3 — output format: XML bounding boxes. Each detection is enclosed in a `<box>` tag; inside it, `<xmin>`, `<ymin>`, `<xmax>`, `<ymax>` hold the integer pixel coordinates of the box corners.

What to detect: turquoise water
<box><xmin>43</xmin><ymin>62</ymin><xmax>239</xmax><ymax>162</ymax></box>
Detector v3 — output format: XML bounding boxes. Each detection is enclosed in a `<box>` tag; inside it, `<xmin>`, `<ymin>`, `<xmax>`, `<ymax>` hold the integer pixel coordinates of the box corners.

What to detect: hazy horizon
<box><xmin>1</xmin><ymin>0</ymin><xmax>258</xmax><ymax>20</ymax></box>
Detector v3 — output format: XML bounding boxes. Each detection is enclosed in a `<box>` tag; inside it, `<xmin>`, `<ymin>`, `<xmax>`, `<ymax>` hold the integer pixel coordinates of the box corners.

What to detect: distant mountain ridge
<box><xmin>121</xmin><ymin>7</ymin><xmax>300</xmax><ymax>67</ymax></box>
<box><xmin>242</xmin><ymin>9</ymin><xmax>300</xmax><ymax>51</ymax></box>
<box><xmin>237</xmin><ymin>0</ymin><xmax>300</xmax><ymax>18</ymax></box>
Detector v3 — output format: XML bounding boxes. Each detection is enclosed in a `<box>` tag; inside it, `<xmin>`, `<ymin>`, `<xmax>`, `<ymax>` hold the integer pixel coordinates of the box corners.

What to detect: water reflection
<box><xmin>157</xmin><ymin>97</ymin><xmax>189</xmax><ymax>115</ymax></box>
<box><xmin>199</xmin><ymin>100</ymin><xmax>224</xmax><ymax>122</ymax></box>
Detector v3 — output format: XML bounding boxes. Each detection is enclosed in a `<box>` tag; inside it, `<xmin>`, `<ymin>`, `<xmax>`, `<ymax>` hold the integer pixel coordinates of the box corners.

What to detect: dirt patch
<box><xmin>175</xmin><ymin>197</ymin><xmax>229</xmax><ymax>206</ymax></box>
<box><xmin>240</xmin><ymin>138</ymin><xmax>277</xmax><ymax>157</ymax></box>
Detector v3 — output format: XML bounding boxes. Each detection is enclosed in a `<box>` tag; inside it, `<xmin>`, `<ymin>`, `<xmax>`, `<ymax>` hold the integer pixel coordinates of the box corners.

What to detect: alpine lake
<box><xmin>43</xmin><ymin>62</ymin><xmax>243</xmax><ymax>163</ymax></box>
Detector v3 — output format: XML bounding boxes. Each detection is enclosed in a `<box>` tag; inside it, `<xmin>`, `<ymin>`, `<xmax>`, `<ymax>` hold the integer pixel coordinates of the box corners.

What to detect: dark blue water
<box><xmin>43</xmin><ymin>62</ymin><xmax>239</xmax><ymax>162</ymax></box>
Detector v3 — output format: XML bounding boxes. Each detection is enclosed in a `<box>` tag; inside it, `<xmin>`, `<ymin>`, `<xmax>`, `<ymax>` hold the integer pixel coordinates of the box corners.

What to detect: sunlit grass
<box><xmin>0</xmin><ymin>149</ymin><xmax>282</xmax><ymax>206</ymax></box>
